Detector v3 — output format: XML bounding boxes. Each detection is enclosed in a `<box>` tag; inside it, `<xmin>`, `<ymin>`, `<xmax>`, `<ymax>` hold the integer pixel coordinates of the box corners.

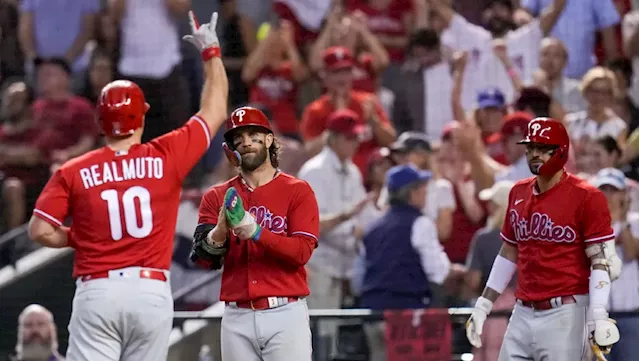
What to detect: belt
<box><xmin>520</xmin><ymin>295</ymin><xmax>576</xmax><ymax>310</ymax></box>
<box><xmin>79</xmin><ymin>269</ymin><xmax>167</xmax><ymax>282</ymax></box>
<box><xmin>227</xmin><ymin>297</ymin><xmax>299</xmax><ymax>310</ymax></box>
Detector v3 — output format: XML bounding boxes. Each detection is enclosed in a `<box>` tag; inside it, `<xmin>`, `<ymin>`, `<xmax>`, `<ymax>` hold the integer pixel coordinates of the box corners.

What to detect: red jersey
<box><xmin>500</xmin><ymin>172</ymin><xmax>615</xmax><ymax>302</ymax></box>
<box><xmin>33</xmin><ymin>117</ymin><xmax>212</xmax><ymax>278</ymax></box>
<box><xmin>301</xmin><ymin>91</ymin><xmax>393</xmax><ymax>179</ymax></box>
<box><xmin>249</xmin><ymin>62</ymin><xmax>299</xmax><ymax>135</ymax></box>
<box><xmin>346</xmin><ymin>0</ymin><xmax>413</xmax><ymax>62</ymax></box>
<box><xmin>32</xmin><ymin>96</ymin><xmax>99</xmax><ymax>149</ymax></box>
<box><xmin>198</xmin><ymin>173</ymin><xmax>319</xmax><ymax>302</ymax></box>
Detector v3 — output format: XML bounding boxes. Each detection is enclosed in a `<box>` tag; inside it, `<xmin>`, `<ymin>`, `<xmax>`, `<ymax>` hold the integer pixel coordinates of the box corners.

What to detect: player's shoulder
<box><xmin>511</xmin><ymin>176</ymin><xmax>536</xmax><ymax>191</ymax></box>
<box><xmin>59</xmin><ymin>147</ymin><xmax>107</xmax><ymax>172</ymax></box>
<box><xmin>276</xmin><ymin>172</ymin><xmax>316</xmax><ymax>194</ymax></box>
<box><xmin>565</xmin><ymin>172</ymin><xmax>601</xmax><ymax>195</ymax></box>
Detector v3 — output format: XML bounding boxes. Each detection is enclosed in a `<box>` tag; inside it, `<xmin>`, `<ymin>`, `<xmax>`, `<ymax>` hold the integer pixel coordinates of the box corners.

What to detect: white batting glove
<box><xmin>588</xmin><ymin>307</ymin><xmax>620</xmax><ymax>360</ymax></box>
<box><xmin>466</xmin><ymin>297</ymin><xmax>493</xmax><ymax>348</ymax></box>
<box><xmin>183</xmin><ymin>11</ymin><xmax>220</xmax><ymax>60</ymax></box>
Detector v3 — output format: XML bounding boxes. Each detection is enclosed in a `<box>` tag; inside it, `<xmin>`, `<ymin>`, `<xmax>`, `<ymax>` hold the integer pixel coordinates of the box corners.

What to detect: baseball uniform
<box><xmin>198</xmin><ymin>171</ymin><xmax>319</xmax><ymax>361</ymax></box>
<box><xmin>498</xmin><ymin>172</ymin><xmax>615</xmax><ymax>360</ymax></box>
<box><xmin>32</xmin><ymin>116</ymin><xmax>212</xmax><ymax>361</ymax></box>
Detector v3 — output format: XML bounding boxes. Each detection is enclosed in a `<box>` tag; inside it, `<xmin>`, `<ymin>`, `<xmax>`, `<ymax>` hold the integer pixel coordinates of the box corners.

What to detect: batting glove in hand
<box><xmin>183</xmin><ymin>11</ymin><xmax>220</xmax><ymax>61</ymax></box>
<box><xmin>466</xmin><ymin>297</ymin><xmax>493</xmax><ymax>348</ymax></box>
<box><xmin>224</xmin><ymin>187</ymin><xmax>262</xmax><ymax>241</ymax></box>
<box><xmin>588</xmin><ymin>307</ymin><xmax>620</xmax><ymax>361</ymax></box>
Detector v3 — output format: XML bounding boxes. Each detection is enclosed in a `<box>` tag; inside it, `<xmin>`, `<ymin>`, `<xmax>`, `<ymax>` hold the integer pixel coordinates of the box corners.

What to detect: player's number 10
<box><xmin>100</xmin><ymin>186</ymin><xmax>153</xmax><ymax>241</ymax></box>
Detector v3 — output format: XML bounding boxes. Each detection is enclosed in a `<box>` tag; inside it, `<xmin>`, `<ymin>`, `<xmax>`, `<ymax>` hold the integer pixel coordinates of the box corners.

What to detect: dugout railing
<box><xmin>171</xmin><ymin>308</ymin><xmax>639</xmax><ymax>361</ymax></box>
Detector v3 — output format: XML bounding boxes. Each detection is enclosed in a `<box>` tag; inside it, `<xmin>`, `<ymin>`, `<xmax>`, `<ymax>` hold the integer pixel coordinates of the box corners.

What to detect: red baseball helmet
<box><xmin>517</xmin><ymin>117</ymin><xmax>570</xmax><ymax>176</ymax></box>
<box><xmin>97</xmin><ymin>80</ymin><xmax>150</xmax><ymax>137</ymax></box>
<box><xmin>223</xmin><ymin>106</ymin><xmax>274</xmax><ymax>167</ymax></box>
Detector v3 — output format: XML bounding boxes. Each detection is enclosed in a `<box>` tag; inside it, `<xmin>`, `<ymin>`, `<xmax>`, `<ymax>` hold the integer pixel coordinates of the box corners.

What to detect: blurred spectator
<box><xmin>621</xmin><ymin>8</ymin><xmax>638</xmax><ymax>105</ymax></box>
<box><xmin>432</xmin><ymin>0</ymin><xmax>565</xmax><ymax>107</ymax></box>
<box><xmin>606</xmin><ymin>57</ymin><xmax>639</xmax><ymax>132</ymax></box>
<box><xmin>435</xmin><ymin>124</ymin><xmax>486</xmax><ymax>264</ymax></box>
<box><xmin>388</xmin><ymin>131</ymin><xmax>455</xmax><ymax>241</ymax></box>
<box><xmin>242</xmin><ymin>20</ymin><xmax>308</xmax><ymax>138</ymax></box>
<box><xmin>80</xmin><ymin>50</ymin><xmax>115</xmax><ymax>105</ymax></box>
<box><xmin>109</xmin><ymin>0</ymin><xmax>191</xmax><ymax>143</ymax></box>
<box><xmin>565</xmin><ymin>66</ymin><xmax>628</xmax><ymax>171</ymax></box>
<box><xmin>513</xmin><ymin>86</ymin><xmax>566</xmax><ymax>121</ymax></box>
<box><xmin>81</xmin><ymin>10</ymin><xmax>120</xmax><ymax>68</ymax></box>
<box><xmin>221</xmin><ymin>0</ymin><xmax>256</xmax><ymax>108</ymax></box>
<box><xmin>495</xmin><ymin>112</ymin><xmax>535</xmax><ymax>181</ymax></box>
<box><xmin>272</xmin><ymin>0</ymin><xmax>333</xmax><ymax>48</ymax></box>
<box><xmin>472</xmin><ymin>87</ymin><xmax>509</xmax><ymax>164</ymax></box>
<box><xmin>533</xmin><ymin>37</ymin><xmax>587</xmax><ymax>113</ymax></box>
<box><xmin>590</xmin><ymin>168</ymin><xmax>639</xmax><ymax>361</ymax></box>
<box><xmin>298</xmin><ymin>109</ymin><xmax>369</xmax><ymax>359</ymax></box>
<box><xmin>358</xmin><ymin>164</ymin><xmax>464</xmax><ymax>361</ymax></box>
<box><xmin>518</xmin><ymin>0</ymin><xmax>621</xmax><ymax>79</ymax></box>
<box><xmin>464</xmin><ymin>180</ymin><xmax>516</xmax><ymax>361</ymax></box>
<box><xmin>309</xmin><ymin>7</ymin><xmax>390</xmax><ymax>93</ymax></box>
<box><xmin>301</xmin><ymin>46</ymin><xmax>396</xmax><ymax>179</ymax></box>
<box><xmin>393</xmin><ymin>28</ymin><xmax>454</xmax><ymax>141</ymax></box>
<box><xmin>0</xmin><ymin>80</ymin><xmax>56</xmax><ymax>231</ymax></box>
<box><xmin>345</xmin><ymin>0</ymin><xmax>422</xmax><ymax>65</ymax></box>
<box><xmin>18</xmin><ymin>0</ymin><xmax>100</xmax><ymax>86</ymax></box>
<box><xmin>0</xmin><ymin>0</ymin><xmax>24</xmax><ymax>83</ymax></box>
<box><xmin>12</xmin><ymin>304</ymin><xmax>64</xmax><ymax>361</ymax></box>
<box><xmin>357</xmin><ymin>147</ymin><xmax>394</xmax><ymax>227</ymax></box>
<box><xmin>32</xmin><ymin>57</ymin><xmax>97</xmax><ymax>169</ymax></box>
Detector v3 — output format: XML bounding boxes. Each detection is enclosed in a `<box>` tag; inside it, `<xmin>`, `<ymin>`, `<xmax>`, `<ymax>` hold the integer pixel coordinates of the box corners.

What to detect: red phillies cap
<box><xmin>323</xmin><ymin>46</ymin><xmax>354</xmax><ymax>71</ymax></box>
<box><xmin>326</xmin><ymin>109</ymin><xmax>365</xmax><ymax>138</ymax></box>
<box><xmin>501</xmin><ymin>111</ymin><xmax>534</xmax><ymax>137</ymax></box>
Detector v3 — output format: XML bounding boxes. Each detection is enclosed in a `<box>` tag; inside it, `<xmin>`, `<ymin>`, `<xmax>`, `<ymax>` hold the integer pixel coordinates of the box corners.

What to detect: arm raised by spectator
<box><xmin>165</xmin><ymin>0</ymin><xmax>191</xmax><ymax>18</ymax></box>
<box><xmin>492</xmin><ymin>39</ymin><xmax>523</xmax><ymax>92</ymax></box>
<box><xmin>454</xmin><ymin>120</ymin><xmax>504</xmax><ymax>192</ymax></box>
<box><xmin>351</xmin><ymin>11</ymin><xmax>389</xmax><ymax>74</ymax></box>
<box><xmin>451</xmin><ymin>51</ymin><xmax>468</xmax><ymax>122</ymax></box>
<box><xmin>308</xmin><ymin>6</ymin><xmax>344</xmax><ymax>72</ymax></box>
<box><xmin>241</xmin><ymin>27</ymin><xmax>275</xmax><ymax>84</ymax></box>
<box><xmin>538</xmin><ymin>0</ymin><xmax>567</xmax><ymax>36</ymax></box>
<box><xmin>280</xmin><ymin>20</ymin><xmax>309</xmax><ymax>82</ymax></box>
<box><xmin>17</xmin><ymin>2</ymin><xmax>36</xmax><ymax>62</ymax></box>
<box><xmin>64</xmin><ymin>1</ymin><xmax>100</xmax><ymax>64</ymax></box>
<box><xmin>594</xmin><ymin>0</ymin><xmax>622</xmax><ymax>62</ymax></box>
<box><xmin>107</xmin><ymin>0</ymin><xmax>126</xmax><ymax>23</ymax></box>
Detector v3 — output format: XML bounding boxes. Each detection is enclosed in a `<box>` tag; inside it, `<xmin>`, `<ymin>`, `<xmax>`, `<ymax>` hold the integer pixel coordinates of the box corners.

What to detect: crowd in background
<box><xmin>1</xmin><ymin>0</ymin><xmax>639</xmax><ymax>360</ymax></box>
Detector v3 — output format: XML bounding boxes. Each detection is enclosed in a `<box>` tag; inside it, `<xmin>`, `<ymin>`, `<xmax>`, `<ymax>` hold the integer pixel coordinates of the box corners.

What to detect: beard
<box><xmin>528</xmin><ymin>158</ymin><xmax>543</xmax><ymax>175</ymax></box>
<box><xmin>18</xmin><ymin>340</ymin><xmax>52</xmax><ymax>361</ymax></box>
<box><xmin>485</xmin><ymin>18</ymin><xmax>516</xmax><ymax>37</ymax></box>
<box><xmin>239</xmin><ymin>144</ymin><xmax>268</xmax><ymax>172</ymax></box>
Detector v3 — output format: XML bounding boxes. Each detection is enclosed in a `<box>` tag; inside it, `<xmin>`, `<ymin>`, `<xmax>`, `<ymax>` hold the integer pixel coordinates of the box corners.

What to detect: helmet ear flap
<box><xmin>222</xmin><ymin>142</ymin><xmax>241</xmax><ymax>167</ymax></box>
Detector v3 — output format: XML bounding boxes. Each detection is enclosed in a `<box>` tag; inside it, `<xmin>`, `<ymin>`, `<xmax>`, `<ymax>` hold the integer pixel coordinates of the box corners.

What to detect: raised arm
<box><xmin>538</xmin><ymin>0</ymin><xmax>567</xmax><ymax>36</ymax></box>
<box><xmin>183</xmin><ymin>11</ymin><xmax>229</xmax><ymax>137</ymax></box>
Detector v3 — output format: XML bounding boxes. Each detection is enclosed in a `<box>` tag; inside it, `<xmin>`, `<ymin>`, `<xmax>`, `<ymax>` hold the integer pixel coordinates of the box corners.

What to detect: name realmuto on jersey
<box><xmin>79</xmin><ymin>157</ymin><xmax>164</xmax><ymax>189</ymax></box>
<box><xmin>509</xmin><ymin>209</ymin><xmax>577</xmax><ymax>243</ymax></box>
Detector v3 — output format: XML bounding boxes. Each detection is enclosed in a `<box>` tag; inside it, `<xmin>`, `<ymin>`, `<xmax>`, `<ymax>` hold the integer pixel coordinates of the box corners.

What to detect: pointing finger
<box><xmin>210</xmin><ymin>12</ymin><xmax>218</xmax><ymax>28</ymax></box>
<box><xmin>188</xmin><ymin>10</ymin><xmax>200</xmax><ymax>31</ymax></box>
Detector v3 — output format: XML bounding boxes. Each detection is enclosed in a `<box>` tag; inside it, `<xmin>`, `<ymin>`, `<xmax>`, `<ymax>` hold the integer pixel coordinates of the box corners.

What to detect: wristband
<box><xmin>486</xmin><ymin>255</ymin><xmax>517</xmax><ymax>294</ymax></box>
<box><xmin>507</xmin><ymin>67</ymin><xmax>518</xmax><ymax>78</ymax></box>
<box><xmin>202</xmin><ymin>46</ymin><xmax>221</xmax><ymax>62</ymax></box>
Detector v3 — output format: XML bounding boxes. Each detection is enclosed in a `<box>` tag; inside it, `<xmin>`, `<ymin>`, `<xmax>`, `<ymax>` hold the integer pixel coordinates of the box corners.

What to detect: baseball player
<box><xmin>26</xmin><ymin>11</ymin><xmax>228</xmax><ymax>361</ymax></box>
<box><xmin>191</xmin><ymin>106</ymin><xmax>319</xmax><ymax>361</ymax></box>
<box><xmin>465</xmin><ymin>118</ymin><xmax>623</xmax><ymax>361</ymax></box>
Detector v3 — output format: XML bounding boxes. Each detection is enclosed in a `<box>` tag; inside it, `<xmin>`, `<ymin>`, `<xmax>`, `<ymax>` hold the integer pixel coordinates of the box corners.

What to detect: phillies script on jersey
<box><xmin>33</xmin><ymin>117</ymin><xmax>211</xmax><ymax>278</ymax></box>
<box><xmin>500</xmin><ymin>173</ymin><xmax>615</xmax><ymax>302</ymax></box>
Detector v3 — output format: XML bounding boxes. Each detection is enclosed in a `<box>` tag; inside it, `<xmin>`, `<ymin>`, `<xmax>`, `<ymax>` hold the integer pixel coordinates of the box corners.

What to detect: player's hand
<box><xmin>224</xmin><ymin>187</ymin><xmax>262</xmax><ymax>241</ymax></box>
<box><xmin>466</xmin><ymin>297</ymin><xmax>493</xmax><ymax>348</ymax></box>
<box><xmin>588</xmin><ymin>307</ymin><xmax>620</xmax><ymax>360</ymax></box>
<box><xmin>183</xmin><ymin>11</ymin><xmax>220</xmax><ymax>55</ymax></box>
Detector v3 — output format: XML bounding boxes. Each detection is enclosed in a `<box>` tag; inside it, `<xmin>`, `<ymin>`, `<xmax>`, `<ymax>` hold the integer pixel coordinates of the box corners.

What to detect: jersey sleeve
<box><xmin>287</xmin><ymin>182</ymin><xmax>320</xmax><ymax>246</ymax></box>
<box><xmin>33</xmin><ymin>169</ymin><xmax>70</xmax><ymax>227</ymax></box>
<box><xmin>581</xmin><ymin>190</ymin><xmax>615</xmax><ymax>244</ymax></box>
<box><xmin>198</xmin><ymin>188</ymin><xmax>222</xmax><ymax>225</ymax></box>
<box><xmin>500</xmin><ymin>189</ymin><xmax>517</xmax><ymax>245</ymax></box>
<box><xmin>154</xmin><ymin>116</ymin><xmax>212</xmax><ymax>181</ymax></box>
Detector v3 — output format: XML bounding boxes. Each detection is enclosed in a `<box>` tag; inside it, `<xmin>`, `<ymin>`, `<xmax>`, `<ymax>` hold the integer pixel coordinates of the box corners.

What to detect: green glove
<box><xmin>224</xmin><ymin>187</ymin><xmax>261</xmax><ymax>240</ymax></box>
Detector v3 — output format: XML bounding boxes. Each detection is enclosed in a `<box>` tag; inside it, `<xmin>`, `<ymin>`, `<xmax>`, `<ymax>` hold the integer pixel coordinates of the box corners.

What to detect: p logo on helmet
<box><xmin>517</xmin><ymin>117</ymin><xmax>570</xmax><ymax>177</ymax></box>
<box><xmin>222</xmin><ymin>106</ymin><xmax>274</xmax><ymax>167</ymax></box>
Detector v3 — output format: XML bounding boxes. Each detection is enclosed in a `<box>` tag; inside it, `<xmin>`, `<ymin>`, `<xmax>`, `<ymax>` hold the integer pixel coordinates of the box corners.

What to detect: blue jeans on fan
<box><xmin>608</xmin><ymin>313</ymin><xmax>638</xmax><ymax>361</ymax></box>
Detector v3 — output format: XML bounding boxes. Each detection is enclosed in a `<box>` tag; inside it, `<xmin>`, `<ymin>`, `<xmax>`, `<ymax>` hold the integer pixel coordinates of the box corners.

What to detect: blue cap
<box><xmin>591</xmin><ymin>168</ymin><xmax>626</xmax><ymax>190</ymax></box>
<box><xmin>386</xmin><ymin>165</ymin><xmax>432</xmax><ymax>192</ymax></box>
<box><xmin>477</xmin><ymin>87</ymin><xmax>505</xmax><ymax>109</ymax></box>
